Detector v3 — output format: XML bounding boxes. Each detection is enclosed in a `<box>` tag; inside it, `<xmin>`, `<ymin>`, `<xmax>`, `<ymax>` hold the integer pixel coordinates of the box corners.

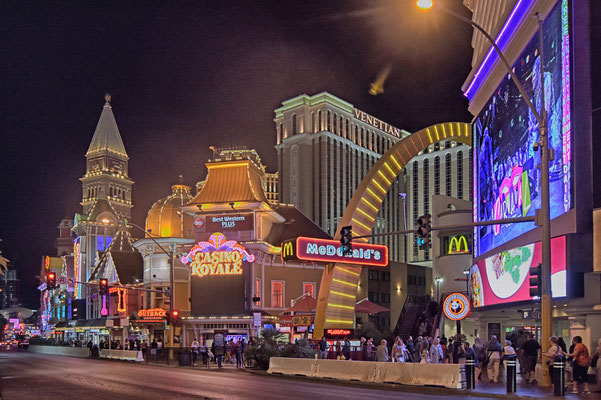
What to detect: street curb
<box><xmin>241</xmin><ymin>367</ymin><xmax>546</xmax><ymax>399</ymax></box>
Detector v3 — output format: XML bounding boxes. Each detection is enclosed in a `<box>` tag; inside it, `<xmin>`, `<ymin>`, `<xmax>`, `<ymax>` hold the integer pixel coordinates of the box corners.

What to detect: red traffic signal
<box><xmin>99</xmin><ymin>278</ymin><xmax>109</xmax><ymax>295</ymax></box>
<box><xmin>46</xmin><ymin>272</ymin><xmax>56</xmax><ymax>289</ymax></box>
<box><xmin>167</xmin><ymin>310</ymin><xmax>181</xmax><ymax>326</ymax></box>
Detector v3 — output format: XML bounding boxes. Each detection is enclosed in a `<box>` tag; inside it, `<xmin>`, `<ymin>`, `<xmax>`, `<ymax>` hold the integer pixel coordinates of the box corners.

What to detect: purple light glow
<box><xmin>464</xmin><ymin>0</ymin><xmax>535</xmax><ymax>101</ymax></box>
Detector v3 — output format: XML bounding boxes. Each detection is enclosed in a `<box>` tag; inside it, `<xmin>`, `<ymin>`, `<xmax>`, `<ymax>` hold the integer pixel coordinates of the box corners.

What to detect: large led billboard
<box><xmin>473</xmin><ymin>0</ymin><xmax>571</xmax><ymax>257</ymax></box>
<box><xmin>469</xmin><ymin>236</ymin><xmax>566</xmax><ymax>308</ymax></box>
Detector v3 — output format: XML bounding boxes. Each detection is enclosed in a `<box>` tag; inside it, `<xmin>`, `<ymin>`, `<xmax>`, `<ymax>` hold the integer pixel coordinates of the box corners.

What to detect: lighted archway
<box><xmin>313</xmin><ymin>122</ymin><xmax>472</xmax><ymax>338</ymax></box>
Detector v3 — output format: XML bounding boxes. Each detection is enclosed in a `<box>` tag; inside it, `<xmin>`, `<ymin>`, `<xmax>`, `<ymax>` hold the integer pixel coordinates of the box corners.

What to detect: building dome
<box><xmin>146</xmin><ymin>179</ymin><xmax>194</xmax><ymax>238</ymax></box>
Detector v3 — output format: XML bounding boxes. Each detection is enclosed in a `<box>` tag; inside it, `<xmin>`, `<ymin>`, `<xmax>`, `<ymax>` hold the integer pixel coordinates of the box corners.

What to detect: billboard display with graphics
<box><xmin>472</xmin><ymin>0</ymin><xmax>572</xmax><ymax>257</ymax></box>
<box><xmin>469</xmin><ymin>236</ymin><xmax>567</xmax><ymax>308</ymax></box>
<box><xmin>281</xmin><ymin>237</ymin><xmax>388</xmax><ymax>267</ymax></box>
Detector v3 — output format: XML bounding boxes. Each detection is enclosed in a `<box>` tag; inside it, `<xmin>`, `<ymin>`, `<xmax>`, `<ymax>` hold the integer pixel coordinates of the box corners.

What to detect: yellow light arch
<box><xmin>313</xmin><ymin>122</ymin><xmax>472</xmax><ymax>338</ymax></box>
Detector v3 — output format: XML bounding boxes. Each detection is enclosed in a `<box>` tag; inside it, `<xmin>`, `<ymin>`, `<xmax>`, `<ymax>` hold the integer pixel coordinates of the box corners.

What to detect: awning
<box><xmin>355</xmin><ymin>298</ymin><xmax>390</xmax><ymax>315</ymax></box>
<box><xmin>280</xmin><ymin>295</ymin><xmax>317</xmax><ymax>314</ymax></box>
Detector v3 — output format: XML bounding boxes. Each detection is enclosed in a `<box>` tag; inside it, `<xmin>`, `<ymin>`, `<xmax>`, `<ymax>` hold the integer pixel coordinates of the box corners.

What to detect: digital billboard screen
<box><xmin>469</xmin><ymin>236</ymin><xmax>566</xmax><ymax>308</ymax></box>
<box><xmin>472</xmin><ymin>0</ymin><xmax>571</xmax><ymax>257</ymax></box>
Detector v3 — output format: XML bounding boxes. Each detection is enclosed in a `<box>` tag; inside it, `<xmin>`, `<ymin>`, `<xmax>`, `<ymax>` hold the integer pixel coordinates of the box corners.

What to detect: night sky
<box><xmin>1</xmin><ymin>0</ymin><xmax>473</xmax><ymax>308</ymax></box>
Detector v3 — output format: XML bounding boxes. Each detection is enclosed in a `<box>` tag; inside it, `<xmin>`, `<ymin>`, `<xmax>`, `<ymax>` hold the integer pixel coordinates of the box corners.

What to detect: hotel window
<box><xmin>457</xmin><ymin>151</ymin><xmax>464</xmax><ymax>199</ymax></box>
<box><xmin>272</xmin><ymin>281</ymin><xmax>284</xmax><ymax>308</ymax></box>
<box><xmin>445</xmin><ymin>153</ymin><xmax>452</xmax><ymax>196</ymax></box>
<box><xmin>317</xmin><ymin>110</ymin><xmax>322</xmax><ymax>131</ymax></box>
<box><xmin>327</xmin><ymin>110</ymin><xmax>331</xmax><ymax>131</ymax></box>
<box><xmin>303</xmin><ymin>282</ymin><xmax>315</xmax><ymax>298</ymax></box>
<box><xmin>368</xmin><ymin>270</ymin><xmax>379</xmax><ymax>280</ymax></box>
<box><xmin>345</xmin><ymin>119</ymin><xmax>349</xmax><ymax>139</ymax></box>
<box><xmin>255</xmin><ymin>278</ymin><xmax>262</xmax><ymax>306</ymax></box>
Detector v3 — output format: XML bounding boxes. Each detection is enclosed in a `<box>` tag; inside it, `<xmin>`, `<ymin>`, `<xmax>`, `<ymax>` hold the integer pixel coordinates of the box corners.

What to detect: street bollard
<box><xmin>465</xmin><ymin>354</ymin><xmax>475</xmax><ymax>389</ymax></box>
<box><xmin>506</xmin><ymin>355</ymin><xmax>517</xmax><ymax>394</ymax></box>
<box><xmin>553</xmin><ymin>355</ymin><xmax>566</xmax><ymax>396</ymax></box>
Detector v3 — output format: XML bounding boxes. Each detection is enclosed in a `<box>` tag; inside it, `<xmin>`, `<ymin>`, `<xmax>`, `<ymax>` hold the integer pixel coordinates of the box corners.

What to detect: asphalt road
<box><xmin>0</xmin><ymin>352</ymin><xmax>489</xmax><ymax>400</ymax></box>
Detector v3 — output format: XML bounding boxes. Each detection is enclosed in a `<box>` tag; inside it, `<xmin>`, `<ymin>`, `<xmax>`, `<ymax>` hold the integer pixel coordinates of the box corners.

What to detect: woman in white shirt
<box><xmin>392</xmin><ymin>337</ymin><xmax>407</xmax><ymax>363</ymax></box>
<box><xmin>430</xmin><ymin>337</ymin><xmax>443</xmax><ymax>363</ymax></box>
<box><xmin>420</xmin><ymin>341</ymin><xmax>431</xmax><ymax>364</ymax></box>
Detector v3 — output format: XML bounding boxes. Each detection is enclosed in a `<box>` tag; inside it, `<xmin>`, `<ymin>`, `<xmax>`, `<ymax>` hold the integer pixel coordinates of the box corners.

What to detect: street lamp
<box><xmin>419</xmin><ymin>1</ymin><xmax>552</xmax><ymax>385</ymax></box>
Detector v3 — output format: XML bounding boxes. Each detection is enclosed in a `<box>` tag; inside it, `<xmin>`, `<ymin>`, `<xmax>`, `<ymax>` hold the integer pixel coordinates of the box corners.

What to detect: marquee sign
<box><xmin>137</xmin><ymin>308</ymin><xmax>167</xmax><ymax>323</ymax></box>
<box><xmin>325</xmin><ymin>329</ymin><xmax>353</xmax><ymax>337</ymax></box>
<box><xmin>443</xmin><ymin>293</ymin><xmax>470</xmax><ymax>321</ymax></box>
<box><xmin>205</xmin><ymin>213</ymin><xmax>253</xmax><ymax>232</ymax></box>
<box><xmin>180</xmin><ymin>232</ymin><xmax>255</xmax><ymax>278</ymax></box>
<box><xmin>281</xmin><ymin>237</ymin><xmax>388</xmax><ymax>267</ymax></box>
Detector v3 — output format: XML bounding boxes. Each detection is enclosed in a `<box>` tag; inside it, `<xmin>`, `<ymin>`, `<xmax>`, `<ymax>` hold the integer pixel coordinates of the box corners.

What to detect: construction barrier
<box><xmin>99</xmin><ymin>349</ymin><xmax>139</xmax><ymax>361</ymax></box>
<box><xmin>28</xmin><ymin>345</ymin><xmax>90</xmax><ymax>358</ymax></box>
<box><xmin>268</xmin><ymin>357</ymin><xmax>465</xmax><ymax>389</ymax></box>
<box><xmin>315</xmin><ymin>359</ymin><xmax>379</xmax><ymax>382</ymax></box>
<box><xmin>268</xmin><ymin>357</ymin><xmax>317</xmax><ymax>376</ymax></box>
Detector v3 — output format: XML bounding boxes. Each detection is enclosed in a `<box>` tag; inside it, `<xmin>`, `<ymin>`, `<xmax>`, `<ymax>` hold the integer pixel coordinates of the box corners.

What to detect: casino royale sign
<box><xmin>281</xmin><ymin>237</ymin><xmax>388</xmax><ymax>267</ymax></box>
<box><xmin>180</xmin><ymin>232</ymin><xmax>255</xmax><ymax>278</ymax></box>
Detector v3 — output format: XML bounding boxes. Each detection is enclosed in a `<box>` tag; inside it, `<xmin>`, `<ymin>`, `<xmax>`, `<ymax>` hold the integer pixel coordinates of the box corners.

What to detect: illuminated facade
<box><xmin>462</xmin><ymin>0</ymin><xmax>598</xmax><ymax>348</ymax></box>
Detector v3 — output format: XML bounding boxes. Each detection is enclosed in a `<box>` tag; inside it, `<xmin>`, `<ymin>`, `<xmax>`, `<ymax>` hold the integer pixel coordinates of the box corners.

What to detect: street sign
<box><xmin>281</xmin><ymin>237</ymin><xmax>388</xmax><ymax>267</ymax></box>
<box><xmin>253</xmin><ymin>312</ymin><xmax>262</xmax><ymax>327</ymax></box>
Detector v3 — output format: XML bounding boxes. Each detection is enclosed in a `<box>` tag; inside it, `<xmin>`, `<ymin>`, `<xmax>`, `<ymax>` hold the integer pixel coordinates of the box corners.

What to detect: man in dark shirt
<box><xmin>520</xmin><ymin>333</ymin><xmax>541</xmax><ymax>384</ymax></box>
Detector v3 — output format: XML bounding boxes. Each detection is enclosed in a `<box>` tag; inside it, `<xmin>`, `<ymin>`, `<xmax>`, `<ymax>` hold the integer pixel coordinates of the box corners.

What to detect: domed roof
<box><xmin>146</xmin><ymin>179</ymin><xmax>194</xmax><ymax>238</ymax></box>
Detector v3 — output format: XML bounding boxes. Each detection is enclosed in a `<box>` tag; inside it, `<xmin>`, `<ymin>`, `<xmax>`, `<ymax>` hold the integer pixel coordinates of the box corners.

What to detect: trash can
<box><xmin>179</xmin><ymin>350</ymin><xmax>191</xmax><ymax>366</ymax></box>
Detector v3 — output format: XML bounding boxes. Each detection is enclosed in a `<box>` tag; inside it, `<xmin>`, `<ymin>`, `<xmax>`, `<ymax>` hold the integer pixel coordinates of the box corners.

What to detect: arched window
<box><xmin>327</xmin><ymin>110</ymin><xmax>331</xmax><ymax>131</ymax></box>
<box><xmin>317</xmin><ymin>110</ymin><xmax>322</xmax><ymax>132</ymax></box>
<box><xmin>292</xmin><ymin>114</ymin><xmax>297</xmax><ymax>136</ymax></box>
<box><xmin>345</xmin><ymin>119</ymin><xmax>350</xmax><ymax>140</ymax></box>
<box><xmin>445</xmin><ymin>153</ymin><xmax>452</xmax><ymax>196</ymax></box>
<box><xmin>334</xmin><ymin>113</ymin><xmax>338</xmax><ymax>134</ymax></box>
<box><xmin>457</xmin><ymin>151</ymin><xmax>464</xmax><ymax>199</ymax></box>
<box><xmin>311</xmin><ymin>112</ymin><xmax>315</xmax><ymax>133</ymax></box>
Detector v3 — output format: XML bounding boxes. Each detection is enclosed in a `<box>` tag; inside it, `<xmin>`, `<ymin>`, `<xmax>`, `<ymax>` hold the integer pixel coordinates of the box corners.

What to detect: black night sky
<box><xmin>1</xmin><ymin>0</ymin><xmax>474</xmax><ymax>308</ymax></box>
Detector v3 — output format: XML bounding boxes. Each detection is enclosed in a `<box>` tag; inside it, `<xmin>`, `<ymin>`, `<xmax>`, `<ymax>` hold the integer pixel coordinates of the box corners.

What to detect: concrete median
<box><xmin>268</xmin><ymin>357</ymin><xmax>318</xmax><ymax>376</ymax></box>
<box><xmin>28</xmin><ymin>345</ymin><xmax>90</xmax><ymax>358</ymax></box>
<box><xmin>375</xmin><ymin>362</ymin><xmax>465</xmax><ymax>388</ymax></box>
<box><xmin>99</xmin><ymin>349</ymin><xmax>139</xmax><ymax>361</ymax></box>
<box><xmin>315</xmin><ymin>359</ymin><xmax>378</xmax><ymax>382</ymax></box>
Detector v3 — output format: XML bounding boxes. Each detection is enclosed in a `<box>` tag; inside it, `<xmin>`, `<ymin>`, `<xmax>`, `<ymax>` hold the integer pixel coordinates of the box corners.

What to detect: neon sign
<box><xmin>448</xmin><ymin>236</ymin><xmax>470</xmax><ymax>255</ymax></box>
<box><xmin>443</xmin><ymin>293</ymin><xmax>470</xmax><ymax>321</ymax></box>
<box><xmin>325</xmin><ymin>329</ymin><xmax>352</xmax><ymax>336</ymax></box>
<box><xmin>281</xmin><ymin>237</ymin><xmax>388</xmax><ymax>267</ymax></box>
<box><xmin>180</xmin><ymin>232</ymin><xmax>255</xmax><ymax>278</ymax></box>
<box><xmin>73</xmin><ymin>239</ymin><xmax>80</xmax><ymax>299</ymax></box>
<box><xmin>138</xmin><ymin>308</ymin><xmax>167</xmax><ymax>322</ymax></box>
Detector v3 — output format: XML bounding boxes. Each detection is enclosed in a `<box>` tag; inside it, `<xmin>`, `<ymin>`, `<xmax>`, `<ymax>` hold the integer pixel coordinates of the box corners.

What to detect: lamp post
<box><xmin>418</xmin><ymin>1</ymin><xmax>552</xmax><ymax>385</ymax></box>
<box><xmin>101</xmin><ymin>219</ymin><xmax>176</xmax><ymax>348</ymax></box>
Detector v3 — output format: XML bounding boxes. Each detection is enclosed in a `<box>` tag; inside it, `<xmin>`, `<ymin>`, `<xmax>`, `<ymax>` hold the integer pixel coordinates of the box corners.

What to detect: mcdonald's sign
<box><xmin>281</xmin><ymin>237</ymin><xmax>388</xmax><ymax>267</ymax></box>
<box><xmin>448</xmin><ymin>235</ymin><xmax>470</xmax><ymax>255</ymax></box>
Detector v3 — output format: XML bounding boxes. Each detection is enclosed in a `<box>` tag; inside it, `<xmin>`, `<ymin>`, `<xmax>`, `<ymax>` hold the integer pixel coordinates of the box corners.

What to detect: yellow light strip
<box><xmin>356</xmin><ymin>207</ymin><xmax>375</xmax><ymax>221</ymax></box>
<box><xmin>426</xmin><ymin>128</ymin><xmax>433</xmax><ymax>143</ymax></box>
<box><xmin>372</xmin><ymin>179</ymin><xmax>386</xmax><ymax>194</ymax></box>
<box><xmin>390</xmin><ymin>154</ymin><xmax>402</xmax><ymax>170</ymax></box>
<box><xmin>456</xmin><ymin>123</ymin><xmax>461</xmax><ymax>136</ymax></box>
<box><xmin>328</xmin><ymin>303</ymin><xmax>355</xmax><ymax>310</ymax></box>
<box><xmin>351</xmin><ymin>217</ymin><xmax>371</xmax><ymax>232</ymax></box>
<box><xmin>332</xmin><ymin>278</ymin><xmax>357</xmax><ymax>288</ymax></box>
<box><xmin>326</xmin><ymin>319</ymin><xmax>354</xmax><ymax>325</ymax></box>
<box><xmin>441</xmin><ymin>123</ymin><xmax>447</xmax><ymax>138</ymax></box>
<box><xmin>383</xmin><ymin>161</ymin><xmax>396</xmax><ymax>176</ymax></box>
<box><xmin>331</xmin><ymin>290</ymin><xmax>356</xmax><ymax>299</ymax></box>
<box><xmin>434</xmin><ymin>125</ymin><xmax>440</xmax><ymax>141</ymax></box>
<box><xmin>207</xmin><ymin>162</ymin><xmax>249</xmax><ymax>169</ymax></box>
<box><xmin>361</xmin><ymin>197</ymin><xmax>379</xmax><ymax>212</ymax></box>
<box><xmin>465</xmin><ymin>123</ymin><xmax>469</xmax><ymax>137</ymax></box>
<box><xmin>337</xmin><ymin>267</ymin><xmax>360</xmax><ymax>276</ymax></box>
<box><xmin>377</xmin><ymin>170</ymin><xmax>392</xmax><ymax>185</ymax></box>
<box><xmin>366</xmin><ymin>188</ymin><xmax>382</xmax><ymax>202</ymax></box>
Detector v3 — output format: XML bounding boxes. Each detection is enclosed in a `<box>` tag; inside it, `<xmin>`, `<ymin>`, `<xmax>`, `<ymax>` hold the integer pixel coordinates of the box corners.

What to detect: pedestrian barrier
<box><xmin>99</xmin><ymin>349</ymin><xmax>139</xmax><ymax>361</ymax></box>
<box><xmin>315</xmin><ymin>359</ymin><xmax>378</xmax><ymax>382</ymax></box>
<box><xmin>28</xmin><ymin>345</ymin><xmax>90</xmax><ymax>358</ymax></box>
<box><xmin>268</xmin><ymin>357</ymin><xmax>465</xmax><ymax>389</ymax></box>
<box><xmin>268</xmin><ymin>357</ymin><xmax>317</xmax><ymax>376</ymax></box>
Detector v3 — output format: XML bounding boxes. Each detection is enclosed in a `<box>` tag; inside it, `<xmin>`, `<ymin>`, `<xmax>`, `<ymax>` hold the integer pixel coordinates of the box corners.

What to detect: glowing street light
<box><xmin>416</xmin><ymin>0</ymin><xmax>433</xmax><ymax>10</ymax></box>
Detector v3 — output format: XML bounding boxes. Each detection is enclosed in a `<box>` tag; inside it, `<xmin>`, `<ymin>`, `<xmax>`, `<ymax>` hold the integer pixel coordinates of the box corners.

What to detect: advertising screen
<box><xmin>469</xmin><ymin>236</ymin><xmax>566</xmax><ymax>308</ymax></box>
<box><xmin>473</xmin><ymin>0</ymin><xmax>571</xmax><ymax>257</ymax></box>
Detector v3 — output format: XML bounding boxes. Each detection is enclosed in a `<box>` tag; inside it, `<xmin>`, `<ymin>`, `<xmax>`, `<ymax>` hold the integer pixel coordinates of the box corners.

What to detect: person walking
<box><xmin>543</xmin><ymin>337</ymin><xmax>562</xmax><ymax>385</ymax></box>
<box><xmin>391</xmin><ymin>337</ymin><xmax>406</xmax><ymax>363</ymax></box>
<box><xmin>521</xmin><ymin>333</ymin><xmax>540</xmax><ymax>384</ymax></box>
<box><xmin>212</xmin><ymin>340</ymin><xmax>225</xmax><ymax>368</ymax></box>
<box><xmin>406</xmin><ymin>336</ymin><xmax>415</xmax><ymax>363</ymax></box>
<box><xmin>565</xmin><ymin>336</ymin><xmax>591</xmax><ymax>394</ymax></box>
<box><xmin>191</xmin><ymin>338</ymin><xmax>200</xmax><ymax>366</ymax></box>
<box><xmin>367</xmin><ymin>338</ymin><xmax>376</xmax><ymax>361</ymax></box>
<box><xmin>360</xmin><ymin>337</ymin><xmax>367</xmax><ymax>361</ymax></box>
<box><xmin>430</xmin><ymin>338</ymin><xmax>443</xmax><ymax>364</ymax></box>
<box><xmin>377</xmin><ymin>339</ymin><xmax>389</xmax><ymax>362</ymax></box>
<box><xmin>342</xmin><ymin>338</ymin><xmax>351</xmax><ymax>361</ymax></box>
<box><xmin>318</xmin><ymin>337</ymin><xmax>329</xmax><ymax>359</ymax></box>
<box><xmin>419</xmin><ymin>341</ymin><xmax>430</xmax><ymax>364</ymax></box>
<box><xmin>486</xmin><ymin>335</ymin><xmax>503</xmax><ymax>383</ymax></box>
<box><xmin>591</xmin><ymin>338</ymin><xmax>601</xmax><ymax>393</ymax></box>
<box><xmin>473</xmin><ymin>337</ymin><xmax>486</xmax><ymax>380</ymax></box>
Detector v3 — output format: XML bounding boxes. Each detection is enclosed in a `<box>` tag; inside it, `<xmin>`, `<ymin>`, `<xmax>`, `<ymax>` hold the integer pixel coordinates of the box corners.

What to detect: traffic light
<box><xmin>46</xmin><ymin>271</ymin><xmax>56</xmax><ymax>290</ymax></box>
<box><xmin>416</xmin><ymin>214</ymin><xmax>431</xmax><ymax>250</ymax></box>
<box><xmin>339</xmin><ymin>225</ymin><xmax>353</xmax><ymax>255</ymax></box>
<box><xmin>529</xmin><ymin>263</ymin><xmax>542</xmax><ymax>298</ymax></box>
<box><xmin>167</xmin><ymin>310</ymin><xmax>181</xmax><ymax>326</ymax></box>
<box><xmin>99</xmin><ymin>278</ymin><xmax>109</xmax><ymax>296</ymax></box>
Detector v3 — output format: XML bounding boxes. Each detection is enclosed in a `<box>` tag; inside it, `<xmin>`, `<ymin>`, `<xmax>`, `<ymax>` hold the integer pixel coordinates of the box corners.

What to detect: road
<box><xmin>0</xmin><ymin>352</ymin><xmax>489</xmax><ymax>400</ymax></box>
